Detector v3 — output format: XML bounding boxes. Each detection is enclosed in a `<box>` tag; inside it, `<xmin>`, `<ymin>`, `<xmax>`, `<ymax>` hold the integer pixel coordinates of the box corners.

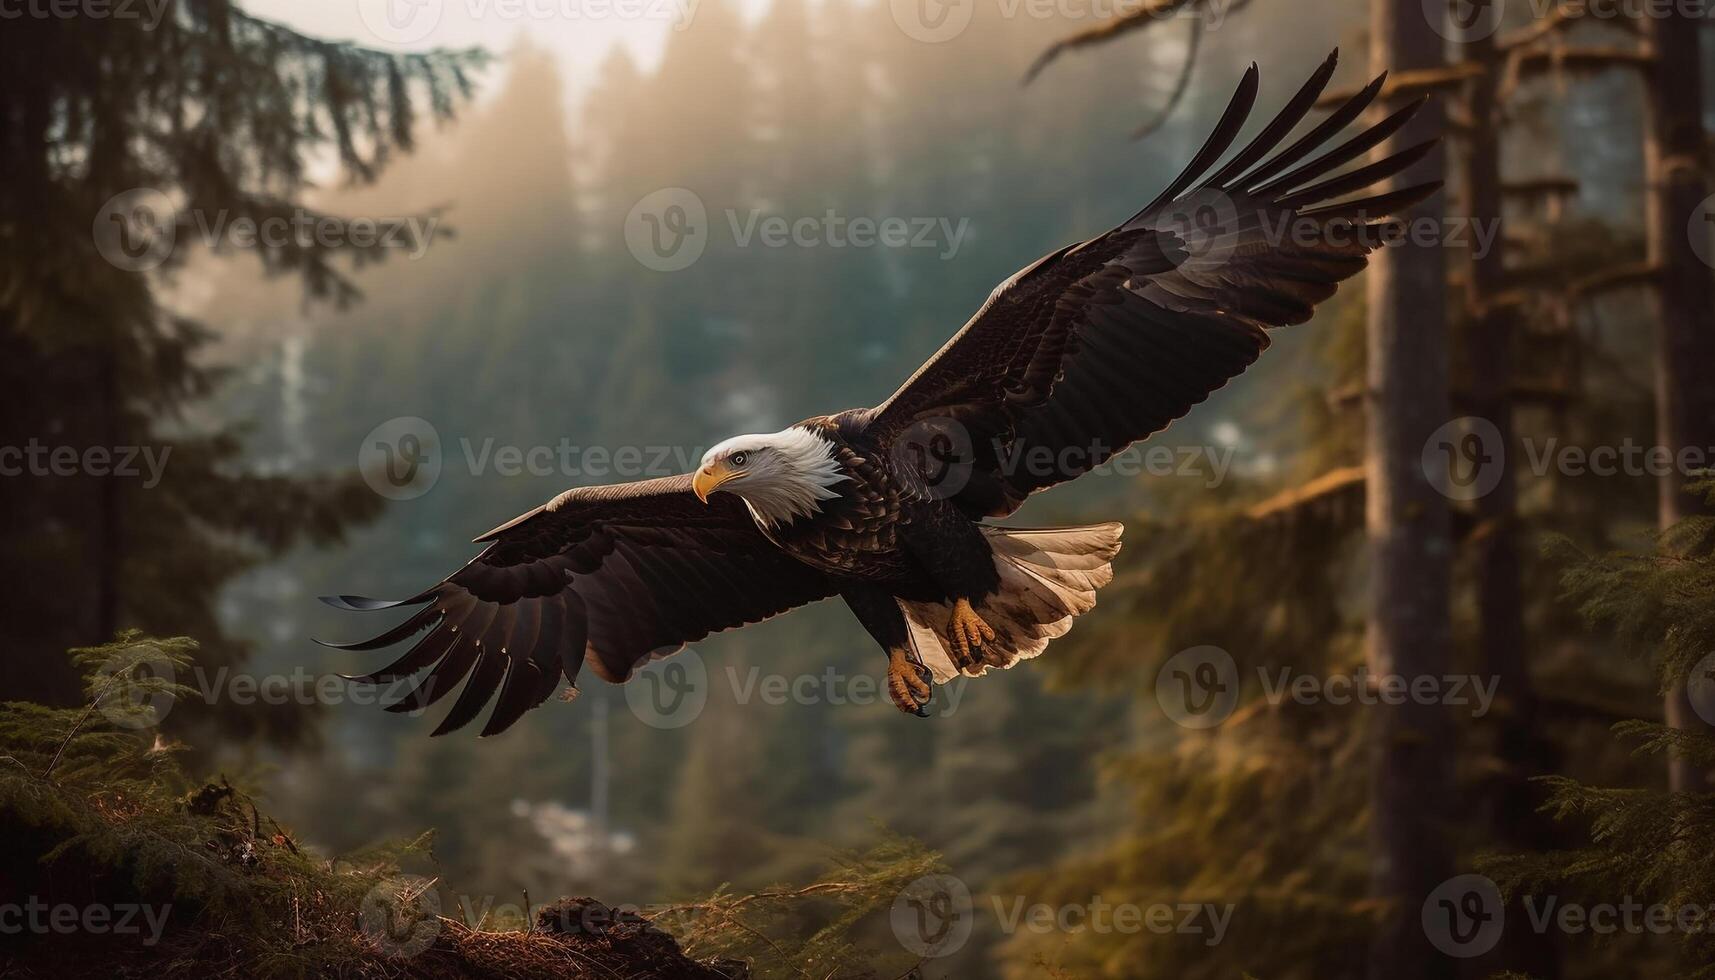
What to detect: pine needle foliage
<box><xmin>1482</xmin><ymin>481</ymin><xmax>1715</xmax><ymax>978</ymax></box>
<box><xmin>1</xmin><ymin>634</ymin><xmax>442</xmax><ymax>976</ymax></box>
<box><xmin>654</xmin><ymin>832</ymin><xmax>947</xmax><ymax>980</ymax></box>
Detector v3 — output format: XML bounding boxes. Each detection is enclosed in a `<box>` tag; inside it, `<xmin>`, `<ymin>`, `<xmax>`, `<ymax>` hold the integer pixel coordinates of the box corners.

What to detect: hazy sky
<box><xmin>246</xmin><ymin>0</ymin><xmax>762</xmax><ymax>98</ymax></box>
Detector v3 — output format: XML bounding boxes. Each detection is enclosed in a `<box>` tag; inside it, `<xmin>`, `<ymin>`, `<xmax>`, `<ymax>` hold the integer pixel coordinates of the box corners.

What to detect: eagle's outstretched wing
<box><xmin>320</xmin><ymin>475</ymin><xmax>838</xmax><ymax>736</ymax></box>
<box><xmin>862</xmin><ymin>50</ymin><xmax>1440</xmax><ymax>517</ymax></box>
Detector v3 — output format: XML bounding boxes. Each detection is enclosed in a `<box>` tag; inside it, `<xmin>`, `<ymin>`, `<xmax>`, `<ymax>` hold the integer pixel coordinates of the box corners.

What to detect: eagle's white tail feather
<box><xmin>900</xmin><ymin>522</ymin><xmax>1123</xmax><ymax>684</ymax></box>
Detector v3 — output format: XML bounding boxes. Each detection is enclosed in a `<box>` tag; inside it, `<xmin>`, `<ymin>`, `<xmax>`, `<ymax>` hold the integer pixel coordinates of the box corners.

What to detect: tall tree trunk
<box><xmin>1364</xmin><ymin>7</ymin><xmax>1454</xmax><ymax>979</ymax></box>
<box><xmin>1644</xmin><ymin>17</ymin><xmax>1715</xmax><ymax>794</ymax></box>
<box><xmin>1462</xmin><ymin>24</ymin><xmax>1560</xmax><ymax>979</ymax></box>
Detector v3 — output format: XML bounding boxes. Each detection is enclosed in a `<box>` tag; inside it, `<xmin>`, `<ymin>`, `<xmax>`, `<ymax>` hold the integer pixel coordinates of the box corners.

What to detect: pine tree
<box><xmin>0</xmin><ymin>3</ymin><xmax>484</xmax><ymax>750</ymax></box>
<box><xmin>1485</xmin><ymin>483</ymin><xmax>1715</xmax><ymax>978</ymax></box>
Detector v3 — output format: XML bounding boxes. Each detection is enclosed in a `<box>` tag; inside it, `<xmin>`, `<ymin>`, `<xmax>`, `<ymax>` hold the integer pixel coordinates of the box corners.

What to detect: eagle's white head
<box><xmin>693</xmin><ymin>426</ymin><xmax>850</xmax><ymax>528</ymax></box>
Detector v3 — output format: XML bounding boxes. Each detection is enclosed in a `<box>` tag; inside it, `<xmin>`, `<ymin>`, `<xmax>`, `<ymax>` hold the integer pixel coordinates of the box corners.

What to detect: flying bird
<box><xmin>322</xmin><ymin>51</ymin><xmax>1439</xmax><ymax>736</ymax></box>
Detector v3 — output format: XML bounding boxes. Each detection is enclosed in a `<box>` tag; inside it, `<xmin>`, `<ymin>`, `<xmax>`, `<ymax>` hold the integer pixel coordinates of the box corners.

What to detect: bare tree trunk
<box><xmin>1365</xmin><ymin>6</ymin><xmax>1454</xmax><ymax>978</ymax></box>
<box><xmin>1644</xmin><ymin>16</ymin><xmax>1715</xmax><ymax>794</ymax></box>
<box><xmin>1461</xmin><ymin>25</ymin><xmax>1560</xmax><ymax>979</ymax></box>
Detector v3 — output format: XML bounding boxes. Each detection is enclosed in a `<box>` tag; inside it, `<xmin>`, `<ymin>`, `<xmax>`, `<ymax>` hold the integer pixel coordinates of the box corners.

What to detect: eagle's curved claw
<box><xmin>887</xmin><ymin>648</ymin><xmax>933</xmax><ymax>717</ymax></box>
<box><xmin>947</xmin><ymin>597</ymin><xmax>997</xmax><ymax>674</ymax></box>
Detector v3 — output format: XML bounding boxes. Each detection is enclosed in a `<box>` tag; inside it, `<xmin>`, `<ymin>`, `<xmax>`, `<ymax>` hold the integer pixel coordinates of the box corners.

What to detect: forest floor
<box><xmin>0</xmin><ymin>777</ymin><xmax>748</xmax><ymax>980</ymax></box>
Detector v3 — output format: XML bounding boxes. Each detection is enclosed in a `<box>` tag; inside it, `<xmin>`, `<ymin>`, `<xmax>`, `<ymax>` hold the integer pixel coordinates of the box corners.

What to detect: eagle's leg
<box><xmin>947</xmin><ymin>596</ymin><xmax>997</xmax><ymax>672</ymax></box>
<box><xmin>842</xmin><ymin>586</ymin><xmax>933</xmax><ymax>717</ymax></box>
<box><xmin>898</xmin><ymin>506</ymin><xmax>1004</xmax><ymax>674</ymax></box>
<box><xmin>887</xmin><ymin>646</ymin><xmax>934</xmax><ymax>717</ymax></box>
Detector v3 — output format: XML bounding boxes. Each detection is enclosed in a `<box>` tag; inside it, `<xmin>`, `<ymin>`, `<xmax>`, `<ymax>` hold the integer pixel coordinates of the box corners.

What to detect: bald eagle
<box><xmin>323</xmin><ymin>52</ymin><xmax>1438</xmax><ymax>736</ymax></box>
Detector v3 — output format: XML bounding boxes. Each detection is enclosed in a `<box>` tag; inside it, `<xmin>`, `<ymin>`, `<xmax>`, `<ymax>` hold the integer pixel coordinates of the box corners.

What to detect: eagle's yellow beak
<box><xmin>692</xmin><ymin>462</ymin><xmax>739</xmax><ymax>504</ymax></box>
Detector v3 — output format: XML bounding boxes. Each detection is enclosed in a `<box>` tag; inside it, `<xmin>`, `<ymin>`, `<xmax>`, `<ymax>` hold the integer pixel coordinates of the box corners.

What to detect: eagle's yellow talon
<box><xmin>887</xmin><ymin>648</ymin><xmax>933</xmax><ymax>716</ymax></box>
<box><xmin>948</xmin><ymin>597</ymin><xmax>994</xmax><ymax>674</ymax></box>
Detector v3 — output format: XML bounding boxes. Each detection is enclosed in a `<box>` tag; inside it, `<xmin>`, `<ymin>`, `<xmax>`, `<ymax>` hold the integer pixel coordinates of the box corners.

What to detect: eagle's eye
<box><xmin>730</xmin><ymin>452</ymin><xmax>749</xmax><ymax>467</ymax></box>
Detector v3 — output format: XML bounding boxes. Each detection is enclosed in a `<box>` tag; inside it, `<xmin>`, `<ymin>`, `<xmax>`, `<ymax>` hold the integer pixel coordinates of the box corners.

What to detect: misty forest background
<box><xmin>5</xmin><ymin>0</ymin><xmax>1715</xmax><ymax>977</ymax></box>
